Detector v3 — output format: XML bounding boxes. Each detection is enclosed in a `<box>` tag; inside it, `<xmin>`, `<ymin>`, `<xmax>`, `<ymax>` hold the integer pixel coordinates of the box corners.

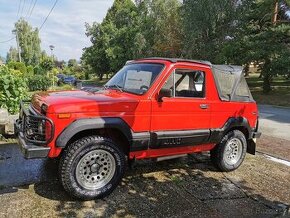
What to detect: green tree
<box><xmin>82</xmin><ymin>0</ymin><xmax>139</xmax><ymax>79</ymax></box>
<box><xmin>14</xmin><ymin>18</ymin><xmax>41</xmax><ymax>66</ymax></box>
<box><xmin>6</xmin><ymin>47</ymin><xmax>19</xmax><ymax>63</ymax></box>
<box><xmin>135</xmin><ymin>0</ymin><xmax>182</xmax><ymax>57</ymax></box>
<box><xmin>181</xmin><ymin>0</ymin><xmax>241</xmax><ymax>62</ymax></box>
<box><xmin>39</xmin><ymin>57</ymin><xmax>54</xmax><ymax>73</ymax></box>
<box><xmin>68</xmin><ymin>59</ymin><xmax>78</xmax><ymax>68</ymax></box>
<box><xmin>222</xmin><ymin>0</ymin><xmax>290</xmax><ymax>93</ymax></box>
<box><xmin>82</xmin><ymin>0</ymin><xmax>182</xmax><ymax>79</ymax></box>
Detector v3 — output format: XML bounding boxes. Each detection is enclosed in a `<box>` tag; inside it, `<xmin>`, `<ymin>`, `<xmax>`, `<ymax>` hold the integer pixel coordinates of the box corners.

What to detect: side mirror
<box><xmin>158</xmin><ymin>88</ymin><xmax>172</xmax><ymax>102</ymax></box>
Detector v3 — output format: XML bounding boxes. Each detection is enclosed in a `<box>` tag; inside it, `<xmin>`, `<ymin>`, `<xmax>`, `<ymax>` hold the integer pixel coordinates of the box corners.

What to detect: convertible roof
<box><xmin>134</xmin><ymin>58</ymin><xmax>243</xmax><ymax>75</ymax></box>
<box><xmin>130</xmin><ymin>58</ymin><xmax>253</xmax><ymax>102</ymax></box>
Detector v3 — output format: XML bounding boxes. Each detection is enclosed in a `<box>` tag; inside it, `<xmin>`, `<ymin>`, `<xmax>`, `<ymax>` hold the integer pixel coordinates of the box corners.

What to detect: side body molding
<box><xmin>56</xmin><ymin>118</ymin><xmax>133</xmax><ymax>148</ymax></box>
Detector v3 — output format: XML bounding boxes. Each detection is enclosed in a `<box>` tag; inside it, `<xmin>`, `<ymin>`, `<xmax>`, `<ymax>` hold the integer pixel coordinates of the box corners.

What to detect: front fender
<box><xmin>56</xmin><ymin>117</ymin><xmax>132</xmax><ymax>148</ymax></box>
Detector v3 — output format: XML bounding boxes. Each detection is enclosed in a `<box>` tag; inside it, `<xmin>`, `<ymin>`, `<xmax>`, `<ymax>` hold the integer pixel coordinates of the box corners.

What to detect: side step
<box><xmin>155</xmin><ymin>154</ymin><xmax>187</xmax><ymax>162</ymax></box>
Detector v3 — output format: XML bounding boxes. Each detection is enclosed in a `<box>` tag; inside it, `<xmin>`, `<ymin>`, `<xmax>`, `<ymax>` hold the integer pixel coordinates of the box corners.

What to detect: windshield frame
<box><xmin>104</xmin><ymin>62</ymin><xmax>165</xmax><ymax>95</ymax></box>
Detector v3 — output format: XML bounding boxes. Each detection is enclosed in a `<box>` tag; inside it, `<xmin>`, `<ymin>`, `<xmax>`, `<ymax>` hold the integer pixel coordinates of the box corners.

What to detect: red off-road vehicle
<box><xmin>16</xmin><ymin>58</ymin><xmax>261</xmax><ymax>200</ymax></box>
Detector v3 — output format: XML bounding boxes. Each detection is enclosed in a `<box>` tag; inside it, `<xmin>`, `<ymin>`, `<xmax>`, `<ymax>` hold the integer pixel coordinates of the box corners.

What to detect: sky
<box><xmin>0</xmin><ymin>0</ymin><xmax>114</xmax><ymax>61</ymax></box>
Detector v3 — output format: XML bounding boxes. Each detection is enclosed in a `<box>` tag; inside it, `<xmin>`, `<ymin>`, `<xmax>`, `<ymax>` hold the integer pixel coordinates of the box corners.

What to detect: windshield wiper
<box><xmin>103</xmin><ymin>84</ymin><xmax>123</xmax><ymax>92</ymax></box>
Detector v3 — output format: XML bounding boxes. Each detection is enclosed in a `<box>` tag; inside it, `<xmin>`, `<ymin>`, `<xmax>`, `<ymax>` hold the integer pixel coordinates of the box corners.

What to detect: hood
<box><xmin>31</xmin><ymin>90</ymin><xmax>139</xmax><ymax>114</ymax></box>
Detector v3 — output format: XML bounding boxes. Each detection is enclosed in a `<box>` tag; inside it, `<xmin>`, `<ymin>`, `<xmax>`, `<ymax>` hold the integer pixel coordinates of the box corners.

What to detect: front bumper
<box><xmin>17</xmin><ymin>131</ymin><xmax>50</xmax><ymax>159</ymax></box>
<box><xmin>15</xmin><ymin>101</ymin><xmax>53</xmax><ymax>159</ymax></box>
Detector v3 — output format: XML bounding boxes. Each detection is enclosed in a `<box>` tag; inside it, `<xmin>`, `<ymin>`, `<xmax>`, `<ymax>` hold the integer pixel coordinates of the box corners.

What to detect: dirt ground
<box><xmin>257</xmin><ymin>135</ymin><xmax>290</xmax><ymax>161</ymax></box>
<box><xmin>0</xmin><ymin>141</ymin><xmax>289</xmax><ymax>218</ymax></box>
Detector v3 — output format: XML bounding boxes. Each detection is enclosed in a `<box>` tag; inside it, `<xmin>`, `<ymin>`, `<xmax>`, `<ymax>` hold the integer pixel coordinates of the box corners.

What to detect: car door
<box><xmin>150</xmin><ymin>66</ymin><xmax>211</xmax><ymax>149</ymax></box>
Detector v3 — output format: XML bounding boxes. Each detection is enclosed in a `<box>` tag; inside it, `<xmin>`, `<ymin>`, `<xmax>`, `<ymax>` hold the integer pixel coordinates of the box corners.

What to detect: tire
<box><xmin>210</xmin><ymin>130</ymin><xmax>247</xmax><ymax>172</ymax></box>
<box><xmin>59</xmin><ymin>136</ymin><xmax>126</xmax><ymax>200</ymax></box>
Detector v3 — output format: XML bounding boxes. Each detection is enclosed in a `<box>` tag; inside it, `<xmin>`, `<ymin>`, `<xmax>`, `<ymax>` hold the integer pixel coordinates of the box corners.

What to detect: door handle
<box><xmin>200</xmin><ymin>104</ymin><xmax>209</xmax><ymax>109</ymax></box>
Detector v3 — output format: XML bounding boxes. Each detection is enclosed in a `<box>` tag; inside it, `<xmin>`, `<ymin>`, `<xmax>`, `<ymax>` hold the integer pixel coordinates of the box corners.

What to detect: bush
<box><xmin>53</xmin><ymin>84</ymin><xmax>74</xmax><ymax>91</ymax></box>
<box><xmin>33</xmin><ymin>65</ymin><xmax>46</xmax><ymax>75</ymax></box>
<box><xmin>28</xmin><ymin>75</ymin><xmax>51</xmax><ymax>91</ymax></box>
<box><xmin>7</xmin><ymin>61</ymin><xmax>27</xmax><ymax>75</ymax></box>
<box><xmin>26</xmin><ymin>65</ymin><xmax>34</xmax><ymax>76</ymax></box>
<box><xmin>0</xmin><ymin>66</ymin><xmax>28</xmax><ymax>114</ymax></box>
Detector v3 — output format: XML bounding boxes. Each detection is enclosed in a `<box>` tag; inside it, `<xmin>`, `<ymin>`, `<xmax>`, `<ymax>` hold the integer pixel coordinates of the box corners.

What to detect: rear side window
<box><xmin>214</xmin><ymin>70</ymin><xmax>236</xmax><ymax>99</ymax></box>
<box><xmin>235</xmin><ymin>77</ymin><xmax>251</xmax><ymax>97</ymax></box>
<box><xmin>162</xmin><ymin>69</ymin><xmax>205</xmax><ymax>98</ymax></box>
<box><xmin>212</xmin><ymin>65</ymin><xmax>254</xmax><ymax>102</ymax></box>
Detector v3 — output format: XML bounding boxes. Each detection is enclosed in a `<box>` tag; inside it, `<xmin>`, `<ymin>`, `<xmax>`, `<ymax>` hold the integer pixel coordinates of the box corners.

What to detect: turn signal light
<box><xmin>58</xmin><ymin>113</ymin><xmax>71</xmax><ymax>119</ymax></box>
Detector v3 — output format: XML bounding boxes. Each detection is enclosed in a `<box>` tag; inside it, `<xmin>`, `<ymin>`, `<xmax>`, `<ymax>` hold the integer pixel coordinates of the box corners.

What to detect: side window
<box><xmin>162</xmin><ymin>73</ymin><xmax>173</xmax><ymax>90</ymax></box>
<box><xmin>162</xmin><ymin>69</ymin><xmax>205</xmax><ymax>98</ymax></box>
<box><xmin>235</xmin><ymin>77</ymin><xmax>250</xmax><ymax>97</ymax></box>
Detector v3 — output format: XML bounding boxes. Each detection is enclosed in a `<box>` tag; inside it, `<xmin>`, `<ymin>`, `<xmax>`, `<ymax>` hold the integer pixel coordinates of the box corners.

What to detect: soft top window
<box><xmin>212</xmin><ymin>65</ymin><xmax>254</xmax><ymax>102</ymax></box>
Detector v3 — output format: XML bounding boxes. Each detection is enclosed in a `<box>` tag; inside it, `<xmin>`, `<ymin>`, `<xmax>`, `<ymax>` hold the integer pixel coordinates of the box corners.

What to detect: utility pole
<box><xmin>272</xmin><ymin>0</ymin><xmax>279</xmax><ymax>25</ymax></box>
<box><xmin>12</xmin><ymin>29</ymin><xmax>21</xmax><ymax>62</ymax></box>
<box><xmin>49</xmin><ymin>45</ymin><xmax>55</xmax><ymax>89</ymax></box>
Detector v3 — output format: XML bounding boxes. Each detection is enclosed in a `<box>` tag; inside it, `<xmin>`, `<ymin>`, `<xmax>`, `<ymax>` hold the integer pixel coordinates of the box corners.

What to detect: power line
<box><xmin>39</xmin><ymin>0</ymin><xmax>59</xmax><ymax>31</ymax></box>
<box><xmin>0</xmin><ymin>37</ymin><xmax>16</xmax><ymax>43</ymax></box>
<box><xmin>20</xmin><ymin>0</ymin><xmax>26</xmax><ymax>17</ymax></box>
<box><xmin>1</xmin><ymin>0</ymin><xmax>57</xmax><ymax>44</ymax></box>
<box><xmin>28</xmin><ymin>0</ymin><xmax>38</xmax><ymax>18</ymax></box>
<box><xmin>25</xmin><ymin>0</ymin><xmax>34</xmax><ymax>18</ymax></box>
<box><xmin>0</xmin><ymin>0</ymin><xmax>23</xmax><ymax>44</ymax></box>
<box><xmin>17</xmin><ymin>0</ymin><xmax>22</xmax><ymax>18</ymax></box>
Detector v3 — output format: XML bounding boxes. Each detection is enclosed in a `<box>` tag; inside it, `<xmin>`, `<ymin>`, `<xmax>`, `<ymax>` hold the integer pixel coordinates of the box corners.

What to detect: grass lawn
<box><xmin>246</xmin><ymin>74</ymin><xmax>290</xmax><ymax>107</ymax></box>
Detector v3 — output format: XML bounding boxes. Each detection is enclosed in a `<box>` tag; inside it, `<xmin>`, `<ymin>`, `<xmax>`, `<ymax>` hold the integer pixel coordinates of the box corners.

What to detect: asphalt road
<box><xmin>259</xmin><ymin>104</ymin><xmax>290</xmax><ymax>141</ymax></box>
<box><xmin>0</xmin><ymin>142</ymin><xmax>289</xmax><ymax>217</ymax></box>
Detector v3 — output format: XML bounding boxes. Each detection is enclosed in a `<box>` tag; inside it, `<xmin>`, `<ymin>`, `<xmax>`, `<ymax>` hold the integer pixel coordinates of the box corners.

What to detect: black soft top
<box><xmin>131</xmin><ymin>58</ymin><xmax>254</xmax><ymax>102</ymax></box>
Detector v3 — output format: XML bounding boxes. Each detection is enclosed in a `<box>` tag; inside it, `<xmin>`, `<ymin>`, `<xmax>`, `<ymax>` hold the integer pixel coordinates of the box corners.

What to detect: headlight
<box><xmin>38</xmin><ymin>120</ymin><xmax>46</xmax><ymax>134</ymax></box>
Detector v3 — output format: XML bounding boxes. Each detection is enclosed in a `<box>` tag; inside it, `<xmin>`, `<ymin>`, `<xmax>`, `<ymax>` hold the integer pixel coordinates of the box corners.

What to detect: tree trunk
<box><xmin>98</xmin><ymin>73</ymin><xmax>103</xmax><ymax>81</ymax></box>
<box><xmin>263</xmin><ymin>72</ymin><xmax>272</xmax><ymax>93</ymax></box>
<box><xmin>244</xmin><ymin>63</ymin><xmax>250</xmax><ymax>77</ymax></box>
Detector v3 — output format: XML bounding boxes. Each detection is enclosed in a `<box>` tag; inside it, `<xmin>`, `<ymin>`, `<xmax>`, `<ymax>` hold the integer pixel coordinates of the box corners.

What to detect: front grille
<box><xmin>19</xmin><ymin>101</ymin><xmax>54</xmax><ymax>144</ymax></box>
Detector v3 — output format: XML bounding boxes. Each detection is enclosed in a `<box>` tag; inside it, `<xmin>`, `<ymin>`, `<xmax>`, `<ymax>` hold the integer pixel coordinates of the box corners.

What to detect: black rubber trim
<box><xmin>18</xmin><ymin>132</ymin><xmax>50</xmax><ymax>159</ymax></box>
<box><xmin>150</xmin><ymin>129</ymin><xmax>210</xmax><ymax>149</ymax></box>
<box><xmin>130</xmin><ymin>132</ymin><xmax>150</xmax><ymax>151</ymax></box>
<box><xmin>247</xmin><ymin>139</ymin><xmax>256</xmax><ymax>155</ymax></box>
<box><xmin>56</xmin><ymin>117</ymin><xmax>132</xmax><ymax>148</ymax></box>
<box><xmin>208</xmin><ymin>117</ymin><xmax>252</xmax><ymax>143</ymax></box>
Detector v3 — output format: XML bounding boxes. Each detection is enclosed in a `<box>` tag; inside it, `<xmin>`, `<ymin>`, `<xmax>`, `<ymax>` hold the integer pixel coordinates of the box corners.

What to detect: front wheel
<box><xmin>59</xmin><ymin>136</ymin><xmax>126</xmax><ymax>200</ymax></box>
<box><xmin>210</xmin><ymin>130</ymin><xmax>247</xmax><ymax>172</ymax></box>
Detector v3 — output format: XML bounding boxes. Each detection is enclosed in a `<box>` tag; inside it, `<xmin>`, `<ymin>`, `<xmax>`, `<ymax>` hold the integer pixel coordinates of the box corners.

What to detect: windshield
<box><xmin>105</xmin><ymin>63</ymin><xmax>164</xmax><ymax>95</ymax></box>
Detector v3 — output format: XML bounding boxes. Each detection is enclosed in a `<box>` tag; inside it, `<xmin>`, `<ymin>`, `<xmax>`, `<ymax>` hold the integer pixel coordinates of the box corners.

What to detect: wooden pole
<box><xmin>272</xmin><ymin>0</ymin><xmax>279</xmax><ymax>25</ymax></box>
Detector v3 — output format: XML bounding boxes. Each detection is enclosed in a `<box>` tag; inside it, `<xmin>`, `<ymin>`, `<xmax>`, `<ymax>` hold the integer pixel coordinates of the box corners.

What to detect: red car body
<box><xmin>17</xmin><ymin>58</ymin><xmax>260</xmax><ymax>161</ymax></box>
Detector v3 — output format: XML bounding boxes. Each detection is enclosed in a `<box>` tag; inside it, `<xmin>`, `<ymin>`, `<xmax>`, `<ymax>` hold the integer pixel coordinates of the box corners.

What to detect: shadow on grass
<box><xmin>33</xmin><ymin>154</ymin><xmax>289</xmax><ymax>217</ymax></box>
<box><xmin>0</xmin><ymin>143</ymin><xmax>289</xmax><ymax>217</ymax></box>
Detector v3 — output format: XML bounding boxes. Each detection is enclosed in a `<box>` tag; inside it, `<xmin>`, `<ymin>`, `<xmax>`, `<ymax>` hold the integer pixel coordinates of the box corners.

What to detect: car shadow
<box><xmin>0</xmin><ymin>143</ymin><xmax>289</xmax><ymax>217</ymax></box>
<box><xmin>33</xmin><ymin>154</ymin><xmax>289</xmax><ymax>217</ymax></box>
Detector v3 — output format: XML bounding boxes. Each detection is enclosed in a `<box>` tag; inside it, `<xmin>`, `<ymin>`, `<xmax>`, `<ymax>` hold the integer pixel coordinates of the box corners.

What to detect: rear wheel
<box><xmin>59</xmin><ymin>136</ymin><xmax>126</xmax><ymax>200</ymax></box>
<box><xmin>210</xmin><ymin>130</ymin><xmax>247</xmax><ymax>172</ymax></box>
